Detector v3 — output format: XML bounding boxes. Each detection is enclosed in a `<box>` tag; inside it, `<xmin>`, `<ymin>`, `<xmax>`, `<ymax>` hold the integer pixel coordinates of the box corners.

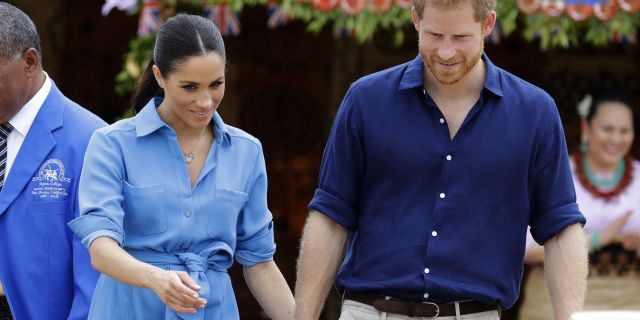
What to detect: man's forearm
<box><xmin>294</xmin><ymin>211</ymin><xmax>348</xmax><ymax>320</ymax></box>
<box><xmin>544</xmin><ymin>223</ymin><xmax>588</xmax><ymax>320</ymax></box>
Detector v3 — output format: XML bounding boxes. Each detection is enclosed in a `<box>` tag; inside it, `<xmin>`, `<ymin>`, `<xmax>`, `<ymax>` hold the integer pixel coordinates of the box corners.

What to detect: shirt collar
<box><xmin>9</xmin><ymin>71</ymin><xmax>52</xmax><ymax>137</ymax></box>
<box><xmin>135</xmin><ymin>97</ymin><xmax>232</xmax><ymax>145</ymax></box>
<box><xmin>398</xmin><ymin>53</ymin><xmax>504</xmax><ymax>98</ymax></box>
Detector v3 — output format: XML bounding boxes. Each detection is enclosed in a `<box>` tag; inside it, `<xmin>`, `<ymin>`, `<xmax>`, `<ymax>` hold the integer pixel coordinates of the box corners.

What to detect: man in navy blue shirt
<box><xmin>294</xmin><ymin>0</ymin><xmax>588</xmax><ymax>319</ymax></box>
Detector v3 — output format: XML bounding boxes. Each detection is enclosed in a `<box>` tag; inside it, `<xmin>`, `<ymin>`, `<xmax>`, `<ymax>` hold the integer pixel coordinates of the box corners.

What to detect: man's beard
<box><xmin>422</xmin><ymin>40</ymin><xmax>483</xmax><ymax>85</ymax></box>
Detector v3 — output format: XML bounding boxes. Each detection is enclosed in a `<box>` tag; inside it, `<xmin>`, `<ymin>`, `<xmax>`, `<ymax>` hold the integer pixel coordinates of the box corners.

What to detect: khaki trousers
<box><xmin>339</xmin><ymin>300</ymin><xmax>500</xmax><ymax>320</ymax></box>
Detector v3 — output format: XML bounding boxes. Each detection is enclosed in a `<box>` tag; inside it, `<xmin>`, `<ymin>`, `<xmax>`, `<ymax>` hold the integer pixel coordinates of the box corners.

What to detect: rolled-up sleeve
<box><xmin>529</xmin><ymin>97</ymin><xmax>586</xmax><ymax>245</ymax></box>
<box><xmin>68</xmin><ymin>129</ymin><xmax>126</xmax><ymax>247</ymax></box>
<box><xmin>235</xmin><ymin>146</ymin><xmax>276</xmax><ymax>267</ymax></box>
<box><xmin>308</xmin><ymin>88</ymin><xmax>364</xmax><ymax>230</ymax></box>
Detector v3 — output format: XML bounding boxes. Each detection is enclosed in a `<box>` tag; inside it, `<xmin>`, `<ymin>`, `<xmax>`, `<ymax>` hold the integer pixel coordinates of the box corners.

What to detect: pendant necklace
<box><xmin>183</xmin><ymin>125</ymin><xmax>208</xmax><ymax>165</ymax></box>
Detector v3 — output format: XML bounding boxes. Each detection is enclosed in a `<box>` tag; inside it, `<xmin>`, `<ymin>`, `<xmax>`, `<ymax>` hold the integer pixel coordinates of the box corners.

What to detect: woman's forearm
<box><xmin>89</xmin><ymin>236</ymin><xmax>160</xmax><ymax>289</ymax></box>
<box><xmin>244</xmin><ymin>260</ymin><xmax>294</xmax><ymax>320</ymax></box>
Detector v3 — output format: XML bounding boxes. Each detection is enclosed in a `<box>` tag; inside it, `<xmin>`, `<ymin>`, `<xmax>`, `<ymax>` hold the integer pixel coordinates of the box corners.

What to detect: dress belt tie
<box><xmin>128</xmin><ymin>247</ymin><xmax>232</xmax><ymax>320</ymax></box>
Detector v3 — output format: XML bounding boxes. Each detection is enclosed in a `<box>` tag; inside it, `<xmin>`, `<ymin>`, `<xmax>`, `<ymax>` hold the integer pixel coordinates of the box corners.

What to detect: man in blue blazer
<box><xmin>0</xmin><ymin>3</ymin><xmax>106</xmax><ymax>319</ymax></box>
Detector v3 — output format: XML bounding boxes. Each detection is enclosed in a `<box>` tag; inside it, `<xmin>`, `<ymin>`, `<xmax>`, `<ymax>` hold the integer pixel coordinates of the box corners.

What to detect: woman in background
<box><xmin>69</xmin><ymin>14</ymin><xmax>294</xmax><ymax>319</ymax></box>
<box><xmin>519</xmin><ymin>88</ymin><xmax>640</xmax><ymax>319</ymax></box>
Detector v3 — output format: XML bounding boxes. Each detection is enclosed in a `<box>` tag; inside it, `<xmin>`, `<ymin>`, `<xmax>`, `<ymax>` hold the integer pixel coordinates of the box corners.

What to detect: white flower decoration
<box><xmin>102</xmin><ymin>0</ymin><xmax>137</xmax><ymax>16</ymax></box>
<box><xmin>577</xmin><ymin>94</ymin><xmax>592</xmax><ymax>119</ymax></box>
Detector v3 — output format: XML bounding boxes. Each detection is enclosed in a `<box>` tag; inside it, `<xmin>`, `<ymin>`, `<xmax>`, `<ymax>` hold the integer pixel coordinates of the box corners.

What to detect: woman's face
<box><xmin>154</xmin><ymin>52</ymin><xmax>225</xmax><ymax>130</ymax></box>
<box><xmin>583</xmin><ymin>101</ymin><xmax>634</xmax><ymax>170</ymax></box>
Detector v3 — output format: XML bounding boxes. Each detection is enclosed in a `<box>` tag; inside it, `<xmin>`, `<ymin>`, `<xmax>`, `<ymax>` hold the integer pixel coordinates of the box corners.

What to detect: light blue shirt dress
<box><xmin>69</xmin><ymin>98</ymin><xmax>275</xmax><ymax>319</ymax></box>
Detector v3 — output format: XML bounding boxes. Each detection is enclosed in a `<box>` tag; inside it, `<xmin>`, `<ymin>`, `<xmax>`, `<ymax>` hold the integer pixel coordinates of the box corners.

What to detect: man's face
<box><xmin>413</xmin><ymin>1</ymin><xmax>495</xmax><ymax>85</ymax></box>
<box><xmin>0</xmin><ymin>54</ymin><xmax>29</xmax><ymax>122</ymax></box>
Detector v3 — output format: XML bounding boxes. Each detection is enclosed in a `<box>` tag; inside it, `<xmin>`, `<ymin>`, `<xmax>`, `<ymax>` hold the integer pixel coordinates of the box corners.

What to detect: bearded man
<box><xmin>293</xmin><ymin>0</ymin><xmax>588</xmax><ymax>319</ymax></box>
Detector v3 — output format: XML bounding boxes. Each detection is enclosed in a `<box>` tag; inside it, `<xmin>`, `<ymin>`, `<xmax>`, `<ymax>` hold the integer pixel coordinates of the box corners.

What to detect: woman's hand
<box><xmin>146</xmin><ymin>268</ymin><xmax>207</xmax><ymax>314</ymax></box>
<box><xmin>598</xmin><ymin>210</ymin><xmax>633</xmax><ymax>247</ymax></box>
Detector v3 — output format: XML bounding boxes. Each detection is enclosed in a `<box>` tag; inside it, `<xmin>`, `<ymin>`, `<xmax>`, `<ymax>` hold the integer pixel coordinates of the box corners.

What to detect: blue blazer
<box><xmin>0</xmin><ymin>81</ymin><xmax>106</xmax><ymax>320</ymax></box>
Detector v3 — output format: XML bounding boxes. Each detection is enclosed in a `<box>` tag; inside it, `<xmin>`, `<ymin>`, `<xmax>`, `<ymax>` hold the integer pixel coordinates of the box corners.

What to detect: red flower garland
<box><xmin>566</xmin><ymin>3</ymin><xmax>593</xmax><ymax>20</ymax></box>
<box><xmin>517</xmin><ymin>0</ymin><xmax>540</xmax><ymax>14</ymax></box>
<box><xmin>395</xmin><ymin>0</ymin><xmax>412</xmax><ymax>9</ymax></box>
<box><xmin>594</xmin><ymin>0</ymin><xmax>619</xmax><ymax>20</ymax></box>
<box><xmin>340</xmin><ymin>0</ymin><xmax>366</xmax><ymax>15</ymax></box>
<box><xmin>573</xmin><ymin>151</ymin><xmax>634</xmax><ymax>202</ymax></box>
<box><xmin>371</xmin><ymin>0</ymin><xmax>393</xmax><ymax>13</ymax></box>
<box><xmin>618</xmin><ymin>0</ymin><xmax>640</xmax><ymax>12</ymax></box>
<box><xmin>312</xmin><ymin>0</ymin><xmax>339</xmax><ymax>12</ymax></box>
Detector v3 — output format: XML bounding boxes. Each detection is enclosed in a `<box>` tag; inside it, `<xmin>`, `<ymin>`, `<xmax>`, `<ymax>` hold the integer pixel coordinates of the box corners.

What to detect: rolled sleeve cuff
<box><xmin>530</xmin><ymin>202</ymin><xmax>586</xmax><ymax>245</ymax></box>
<box><xmin>308</xmin><ymin>188</ymin><xmax>358</xmax><ymax>230</ymax></box>
<box><xmin>68</xmin><ymin>215</ymin><xmax>125</xmax><ymax>248</ymax></box>
<box><xmin>235</xmin><ymin>224</ymin><xmax>276</xmax><ymax>267</ymax></box>
<box><xmin>81</xmin><ymin>230</ymin><xmax>124</xmax><ymax>248</ymax></box>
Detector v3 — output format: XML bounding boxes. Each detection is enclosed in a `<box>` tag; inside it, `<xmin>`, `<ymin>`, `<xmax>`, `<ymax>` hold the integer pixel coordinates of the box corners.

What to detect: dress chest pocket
<box><xmin>123</xmin><ymin>181</ymin><xmax>168</xmax><ymax>235</ymax></box>
<box><xmin>207</xmin><ymin>188</ymin><xmax>248</xmax><ymax>237</ymax></box>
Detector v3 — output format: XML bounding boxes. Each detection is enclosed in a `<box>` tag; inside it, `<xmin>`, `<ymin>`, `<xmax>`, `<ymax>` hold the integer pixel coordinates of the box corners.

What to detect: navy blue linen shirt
<box><xmin>308</xmin><ymin>54</ymin><xmax>586</xmax><ymax>308</ymax></box>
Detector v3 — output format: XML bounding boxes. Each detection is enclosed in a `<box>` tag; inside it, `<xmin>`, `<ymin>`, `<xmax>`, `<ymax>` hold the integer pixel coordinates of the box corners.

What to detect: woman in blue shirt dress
<box><xmin>69</xmin><ymin>14</ymin><xmax>294</xmax><ymax>319</ymax></box>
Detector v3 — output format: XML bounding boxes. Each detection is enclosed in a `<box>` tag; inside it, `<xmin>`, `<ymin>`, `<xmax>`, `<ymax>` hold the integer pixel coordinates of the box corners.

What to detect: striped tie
<box><xmin>0</xmin><ymin>122</ymin><xmax>14</xmax><ymax>192</ymax></box>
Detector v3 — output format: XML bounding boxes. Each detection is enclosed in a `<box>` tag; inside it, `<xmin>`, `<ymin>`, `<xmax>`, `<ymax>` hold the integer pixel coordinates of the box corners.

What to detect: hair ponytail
<box><xmin>131</xmin><ymin>59</ymin><xmax>163</xmax><ymax>114</ymax></box>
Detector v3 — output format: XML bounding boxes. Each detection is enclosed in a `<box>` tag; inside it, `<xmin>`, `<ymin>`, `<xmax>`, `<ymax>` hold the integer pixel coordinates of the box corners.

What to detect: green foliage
<box><xmin>113</xmin><ymin>0</ymin><xmax>640</xmax><ymax>95</ymax></box>
<box><xmin>115</xmin><ymin>35</ymin><xmax>155</xmax><ymax>96</ymax></box>
<box><xmin>495</xmin><ymin>1</ymin><xmax>640</xmax><ymax>50</ymax></box>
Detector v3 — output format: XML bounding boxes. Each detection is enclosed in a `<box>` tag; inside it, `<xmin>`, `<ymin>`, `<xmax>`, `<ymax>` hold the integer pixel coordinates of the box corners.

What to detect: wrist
<box><xmin>294</xmin><ymin>303</ymin><xmax>320</xmax><ymax>320</ymax></box>
<box><xmin>143</xmin><ymin>265</ymin><xmax>164</xmax><ymax>290</ymax></box>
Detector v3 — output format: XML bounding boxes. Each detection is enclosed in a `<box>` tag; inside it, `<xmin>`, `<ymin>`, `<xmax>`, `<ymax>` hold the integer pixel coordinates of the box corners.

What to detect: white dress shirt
<box><xmin>4</xmin><ymin>72</ymin><xmax>51</xmax><ymax>181</ymax></box>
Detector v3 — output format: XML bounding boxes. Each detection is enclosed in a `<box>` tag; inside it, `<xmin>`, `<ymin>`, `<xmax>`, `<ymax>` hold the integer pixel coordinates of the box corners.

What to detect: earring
<box><xmin>580</xmin><ymin>135</ymin><xmax>588</xmax><ymax>153</ymax></box>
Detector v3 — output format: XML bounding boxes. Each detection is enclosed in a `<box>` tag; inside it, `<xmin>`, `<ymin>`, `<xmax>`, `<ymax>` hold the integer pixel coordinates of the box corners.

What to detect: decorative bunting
<box><xmin>203</xmin><ymin>3</ymin><xmax>241</xmax><ymax>37</ymax></box>
<box><xmin>137</xmin><ymin>0</ymin><xmax>162</xmax><ymax>36</ymax></box>
<box><xmin>266</xmin><ymin>2</ymin><xmax>291</xmax><ymax>28</ymax></box>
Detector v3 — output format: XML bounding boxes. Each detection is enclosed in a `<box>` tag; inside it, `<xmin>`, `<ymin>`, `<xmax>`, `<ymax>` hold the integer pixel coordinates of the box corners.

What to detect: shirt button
<box><xmin>424</xmin><ymin>268</ymin><xmax>430</xmax><ymax>274</ymax></box>
<box><xmin>446</xmin><ymin>155</ymin><xmax>452</xmax><ymax>161</ymax></box>
<box><xmin>439</xmin><ymin>193</ymin><xmax>445</xmax><ymax>199</ymax></box>
<box><xmin>423</xmin><ymin>293</ymin><xmax>429</xmax><ymax>299</ymax></box>
<box><xmin>439</xmin><ymin>118</ymin><xmax>445</xmax><ymax>124</ymax></box>
<box><xmin>432</xmin><ymin>231</ymin><xmax>438</xmax><ymax>237</ymax></box>
<box><xmin>184</xmin><ymin>210</ymin><xmax>191</xmax><ymax>217</ymax></box>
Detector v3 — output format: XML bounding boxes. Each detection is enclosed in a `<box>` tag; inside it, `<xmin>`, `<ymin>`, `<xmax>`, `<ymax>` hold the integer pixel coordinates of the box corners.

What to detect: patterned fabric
<box><xmin>590</xmin><ymin>244</ymin><xmax>640</xmax><ymax>277</ymax></box>
<box><xmin>0</xmin><ymin>122</ymin><xmax>14</xmax><ymax>192</ymax></box>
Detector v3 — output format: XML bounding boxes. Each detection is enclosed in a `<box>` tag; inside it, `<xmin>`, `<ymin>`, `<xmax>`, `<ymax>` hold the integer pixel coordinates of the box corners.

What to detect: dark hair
<box><xmin>0</xmin><ymin>2</ymin><xmax>42</xmax><ymax>59</ymax></box>
<box><xmin>585</xmin><ymin>87</ymin><xmax>636</xmax><ymax>125</ymax></box>
<box><xmin>132</xmin><ymin>14</ymin><xmax>226</xmax><ymax>113</ymax></box>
